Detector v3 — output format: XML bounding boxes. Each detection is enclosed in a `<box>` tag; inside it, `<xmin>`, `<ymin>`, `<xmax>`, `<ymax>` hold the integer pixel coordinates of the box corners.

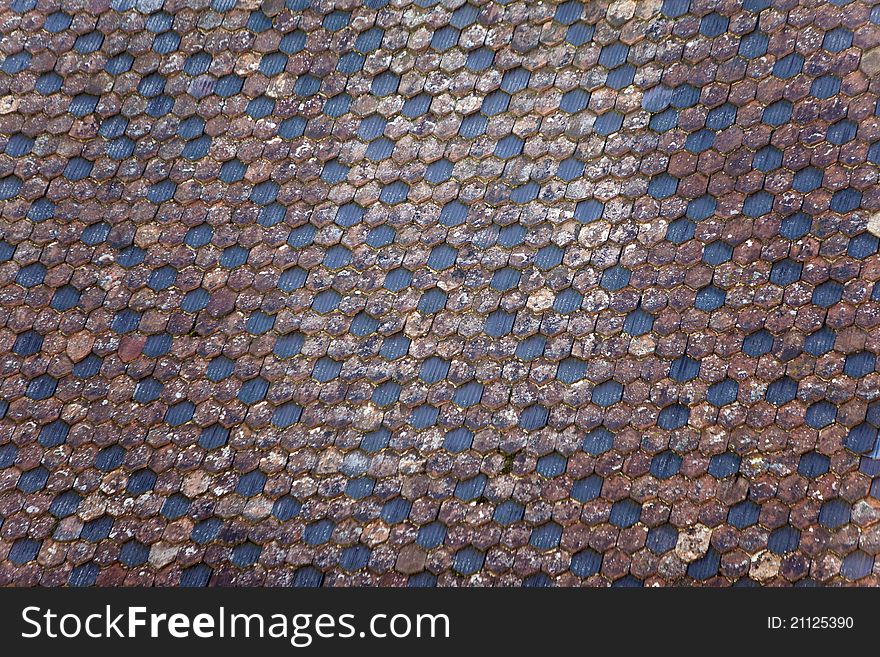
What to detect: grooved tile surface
<box><xmin>2</xmin><ymin>0</ymin><xmax>880</xmax><ymax>587</ymax></box>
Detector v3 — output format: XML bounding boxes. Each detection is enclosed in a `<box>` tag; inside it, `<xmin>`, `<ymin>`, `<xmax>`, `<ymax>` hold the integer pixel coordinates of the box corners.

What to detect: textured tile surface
<box><xmin>2</xmin><ymin>0</ymin><xmax>880</xmax><ymax>586</ymax></box>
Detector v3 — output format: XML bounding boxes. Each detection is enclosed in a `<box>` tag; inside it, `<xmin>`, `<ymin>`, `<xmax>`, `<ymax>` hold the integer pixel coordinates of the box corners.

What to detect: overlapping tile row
<box><xmin>1</xmin><ymin>0</ymin><xmax>880</xmax><ymax>586</ymax></box>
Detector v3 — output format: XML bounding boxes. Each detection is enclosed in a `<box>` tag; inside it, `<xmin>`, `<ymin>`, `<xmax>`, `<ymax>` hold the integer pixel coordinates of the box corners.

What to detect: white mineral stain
<box><xmin>868</xmin><ymin>212</ymin><xmax>880</xmax><ymax>237</ymax></box>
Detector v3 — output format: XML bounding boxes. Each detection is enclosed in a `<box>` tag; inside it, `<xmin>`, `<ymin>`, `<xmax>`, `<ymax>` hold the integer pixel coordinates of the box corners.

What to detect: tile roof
<box><xmin>2</xmin><ymin>0</ymin><xmax>880</xmax><ymax>586</ymax></box>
